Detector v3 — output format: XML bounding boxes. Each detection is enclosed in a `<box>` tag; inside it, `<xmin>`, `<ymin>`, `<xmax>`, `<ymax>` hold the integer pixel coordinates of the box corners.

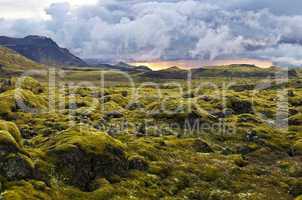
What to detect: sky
<box><xmin>0</xmin><ymin>0</ymin><xmax>302</xmax><ymax>67</ymax></box>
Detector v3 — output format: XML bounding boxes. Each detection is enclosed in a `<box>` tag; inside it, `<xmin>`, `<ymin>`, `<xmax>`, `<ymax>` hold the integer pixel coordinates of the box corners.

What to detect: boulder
<box><xmin>0</xmin><ymin>123</ymin><xmax>34</xmax><ymax>181</ymax></box>
<box><xmin>227</xmin><ymin>97</ymin><xmax>253</xmax><ymax>114</ymax></box>
<box><xmin>44</xmin><ymin>125</ymin><xmax>128</xmax><ymax>191</ymax></box>
<box><xmin>12</xmin><ymin>76</ymin><xmax>44</xmax><ymax>94</ymax></box>
<box><xmin>0</xmin><ymin>89</ymin><xmax>47</xmax><ymax>118</ymax></box>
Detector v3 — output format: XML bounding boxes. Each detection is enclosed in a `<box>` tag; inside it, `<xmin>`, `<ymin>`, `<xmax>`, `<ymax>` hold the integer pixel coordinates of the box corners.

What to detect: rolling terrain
<box><xmin>0</xmin><ymin>39</ymin><xmax>301</xmax><ymax>200</ymax></box>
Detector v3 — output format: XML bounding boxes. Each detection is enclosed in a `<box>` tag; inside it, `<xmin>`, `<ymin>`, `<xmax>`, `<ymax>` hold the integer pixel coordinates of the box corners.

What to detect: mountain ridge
<box><xmin>0</xmin><ymin>35</ymin><xmax>87</xmax><ymax>67</ymax></box>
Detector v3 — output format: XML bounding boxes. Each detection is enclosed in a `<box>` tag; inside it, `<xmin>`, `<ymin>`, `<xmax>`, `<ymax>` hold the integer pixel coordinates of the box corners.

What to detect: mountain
<box><xmin>0</xmin><ymin>35</ymin><xmax>87</xmax><ymax>67</ymax></box>
<box><xmin>0</xmin><ymin>46</ymin><xmax>42</xmax><ymax>70</ymax></box>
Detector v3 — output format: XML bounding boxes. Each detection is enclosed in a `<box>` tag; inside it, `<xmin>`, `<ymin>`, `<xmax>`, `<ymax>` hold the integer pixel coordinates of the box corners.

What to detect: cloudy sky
<box><xmin>1</xmin><ymin>0</ymin><xmax>302</xmax><ymax>66</ymax></box>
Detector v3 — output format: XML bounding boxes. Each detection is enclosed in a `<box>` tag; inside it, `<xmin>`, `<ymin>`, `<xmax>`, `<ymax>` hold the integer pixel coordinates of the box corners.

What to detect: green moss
<box><xmin>0</xmin><ymin>153</ymin><xmax>35</xmax><ymax>181</ymax></box>
<box><xmin>146</xmin><ymin>98</ymin><xmax>213</xmax><ymax>123</ymax></box>
<box><xmin>0</xmin><ymin>130</ymin><xmax>22</xmax><ymax>153</ymax></box>
<box><xmin>102</xmin><ymin>94</ymin><xmax>129</xmax><ymax>108</ymax></box>
<box><xmin>42</xmin><ymin>125</ymin><xmax>128</xmax><ymax>191</ymax></box>
<box><xmin>295</xmin><ymin>195</ymin><xmax>302</xmax><ymax>200</ymax></box>
<box><xmin>45</xmin><ymin>125</ymin><xmax>125</xmax><ymax>156</ymax></box>
<box><xmin>289</xmin><ymin>114</ymin><xmax>302</xmax><ymax>126</ymax></box>
<box><xmin>2</xmin><ymin>180</ymin><xmax>56</xmax><ymax>200</ymax></box>
<box><xmin>0</xmin><ymin>120</ymin><xmax>22</xmax><ymax>145</ymax></box>
<box><xmin>0</xmin><ymin>47</ymin><xmax>43</xmax><ymax>71</ymax></box>
<box><xmin>201</xmin><ymin>165</ymin><xmax>223</xmax><ymax>181</ymax></box>
<box><xmin>226</xmin><ymin>96</ymin><xmax>253</xmax><ymax>114</ymax></box>
<box><xmin>293</xmin><ymin>140</ymin><xmax>302</xmax><ymax>155</ymax></box>
<box><xmin>166</xmin><ymin>138</ymin><xmax>213</xmax><ymax>153</ymax></box>
<box><xmin>11</xmin><ymin>76</ymin><xmax>44</xmax><ymax>94</ymax></box>
<box><xmin>0</xmin><ymin>89</ymin><xmax>47</xmax><ymax>117</ymax></box>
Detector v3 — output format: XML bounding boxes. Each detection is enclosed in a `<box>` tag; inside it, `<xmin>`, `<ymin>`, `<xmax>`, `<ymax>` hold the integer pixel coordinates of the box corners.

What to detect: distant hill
<box><xmin>143</xmin><ymin>66</ymin><xmax>188</xmax><ymax>79</ymax></box>
<box><xmin>0</xmin><ymin>35</ymin><xmax>87</xmax><ymax>67</ymax></box>
<box><xmin>85</xmin><ymin>60</ymin><xmax>151</xmax><ymax>73</ymax></box>
<box><xmin>141</xmin><ymin>64</ymin><xmax>299</xmax><ymax>79</ymax></box>
<box><xmin>193</xmin><ymin>64</ymin><xmax>298</xmax><ymax>78</ymax></box>
<box><xmin>0</xmin><ymin>46</ymin><xmax>42</xmax><ymax>70</ymax></box>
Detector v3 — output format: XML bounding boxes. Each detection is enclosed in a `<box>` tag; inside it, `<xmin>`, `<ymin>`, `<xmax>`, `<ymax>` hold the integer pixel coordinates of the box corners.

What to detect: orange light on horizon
<box><xmin>129</xmin><ymin>59</ymin><xmax>273</xmax><ymax>71</ymax></box>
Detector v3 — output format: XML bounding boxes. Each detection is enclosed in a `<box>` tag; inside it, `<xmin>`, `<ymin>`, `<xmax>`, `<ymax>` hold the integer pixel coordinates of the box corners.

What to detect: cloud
<box><xmin>0</xmin><ymin>0</ymin><xmax>302</xmax><ymax>66</ymax></box>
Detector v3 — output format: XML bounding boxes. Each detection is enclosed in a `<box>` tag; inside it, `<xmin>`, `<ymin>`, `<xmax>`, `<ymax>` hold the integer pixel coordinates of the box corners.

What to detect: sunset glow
<box><xmin>129</xmin><ymin>59</ymin><xmax>273</xmax><ymax>71</ymax></box>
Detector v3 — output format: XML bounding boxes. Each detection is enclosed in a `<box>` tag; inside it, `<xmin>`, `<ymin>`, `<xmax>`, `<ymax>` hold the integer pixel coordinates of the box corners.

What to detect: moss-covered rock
<box><xmin>0</xmin><ymin>130</ymin><xmax>23</xmax><ymax>154</ymax></box>
<box><xmin>292</xmin><ymin>140</ymin><xmax>302</xmax><ymax>156</ymax></box>
<box><xmin>12</xmin><ymin>76</ymin><xmax>44</xmax><ymax>94</ymax></box>
<box><xmin>227</xmin><ymin>97</ymin><xmax>253</xmax><ymax>114</ymax></box>
<box><xmin>0</xmin><ymin>89</ymin><xmax>47</xmax><ymax>118</ymax></box>
<box><xmin>0</xmin><ymin>120</ymin><xmax>22</xmax><ymax>146</ymax></box>
<box><xmin>147</xmin><ymin>98</ymin><xmax>214</xmax><ymax>124</ymax></box>
<box><xmin>43</xmin><ymin>125</ymin><xmax>128</xmax><ymax>191</ymax></box>
<box><xmin>0</xmin><ymin>79</ymin><xmax>13</xmax><ymax>93</ymax></box>
<box><xmin>1</xmin><ymin>180</ymin><xmax>57</xmax><ymax>200</ymax></box>
<box><xmin>289</xmin><ymin>114</ymin><xmax>302</xmax><ymax>126</ymax></box>
<box><xmin>166</xmin><ymin>138</ymin><xmax>213</xmax><ymax>153</ymax></box>
<box><xmin>128</xmin><ymin>155</ymin><xmax>149</xmax><ymax>171</ymax></box>
<box><xmin>0</xmin><ymin>153</ymin><xmax>35</xmax><ymax>181</ymax></box>
<box><xmin>295</xmin><ymin>195</ymin><xmax>302</xmax><ymax>200</ymax></box>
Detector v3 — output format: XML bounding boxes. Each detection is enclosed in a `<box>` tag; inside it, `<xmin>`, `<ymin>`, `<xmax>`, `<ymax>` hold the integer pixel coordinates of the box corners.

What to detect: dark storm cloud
<box><xmin>1</xmin><ymin>0</ymin><xmax>302</xmax><ymax>66</ymax></box>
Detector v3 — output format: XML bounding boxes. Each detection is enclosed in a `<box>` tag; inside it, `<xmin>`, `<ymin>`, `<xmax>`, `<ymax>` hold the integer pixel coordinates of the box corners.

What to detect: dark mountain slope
<box><xmin>0</xmin><ymin>35</ymin><xmax>87</xmax><ymax>67</ymax></box>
